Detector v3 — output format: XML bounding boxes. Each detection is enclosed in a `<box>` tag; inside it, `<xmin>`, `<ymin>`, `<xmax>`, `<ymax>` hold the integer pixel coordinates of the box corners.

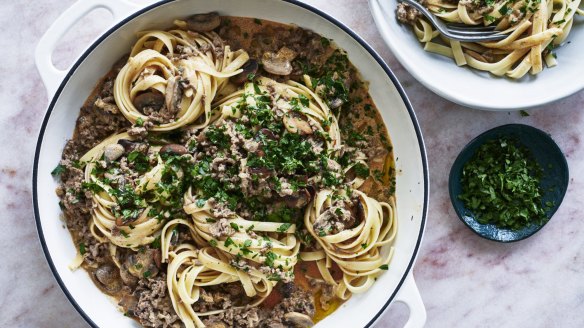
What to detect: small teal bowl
<box><xmin>449</xmin><ymin>124</ymin><xmax>569</xmax><ymax>242</ymax></box>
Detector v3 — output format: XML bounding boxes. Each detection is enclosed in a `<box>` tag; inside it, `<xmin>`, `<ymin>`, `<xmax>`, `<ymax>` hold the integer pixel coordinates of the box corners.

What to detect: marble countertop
<box><xmin>2</xmin><ymin>0</ymin><xmax>583</xmax><ymax>327</ymax></box>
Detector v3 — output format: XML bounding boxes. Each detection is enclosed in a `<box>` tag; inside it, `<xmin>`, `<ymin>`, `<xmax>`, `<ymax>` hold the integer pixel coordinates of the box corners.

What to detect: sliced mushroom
<box><xmin>94</xmin><ymin>263</ymin><xmax>122</xmax><ymax>294</ymax></box>
<box><xmin>160</xmin><ymin>144</ymin><xmax>188</xmax><ymax>156</ymax></box>
<box><xmin>118</xmin><ymin>139</ymin><xmax>145</xmax><ymax>153</ymax></box>
<box><xmin>118</xmin><ymin>292</ymin><xmax>138</xmax><ymax>315</ymax></box>
<box><xmin>164</xmin><ymin>76</ymin><xmax>182</xmax><ymax>116</ymax></box>
<box><xmin>257</xmin><ymin>128</ymin><xmax>279</xmax><ymax>140</ymax></box>
<box><xmin>283</xmin><ymin>189</ymin><xmax>311</xmax><ymax>208</ymax></box>
<box><xmin>133</xmin><ymin>91</ymin><xmax>164</xmax><ymax>112</ymax></box>
<box><xmin>262</xmin><ymin>53</ymin><xmax>293</xmax><ymax>76</ymax></box>
<box><xmin>284</xmin><ymin>312</ymin><xmax>314</xmax><ymax>327</ymax></box>
<box><xmin>355</xmin><ymin>200</ymin><xmax>366</xmax><ymax>223</ymax></box>
<box><xmin>328</xmin><ymin>98</ymin><xmax>344</xmax><ymax>109</ymax></box>
<box><xmin>124</xmin><ymin>249</ymin><xmax>161</xmax><ymax>279</ymax></box>
<box><xmin>283</xmin><ymin>113</ymin><xmax>313</xmax><ymax>135</ymax></box>
<box><xmin>231</xmin><ymin>59</ymin><xmax>259</xmax><ymax>85</ymax></box>
<box><xmin>119</xmin><ymin>264</ymin><xmax>139</xmax><ymax>287</ymax></box>
<box><xmin>262</xmin><ymin>47</ymin><xmax>298</xmax><ymax>76</ymax></box>
<box><xmin>278</xmin><ymin>47</ymin><xmax>298</xmax><ymax>61</ymax></box>
<box><xmin>186</xmin><ymin>12</ymin><xmax>221</xmax><ymax>32</ymax></box>
<box><xmin>104</xmin><ymin>144</ymin><xmax>125</xmax><ymax>162</ymax></box>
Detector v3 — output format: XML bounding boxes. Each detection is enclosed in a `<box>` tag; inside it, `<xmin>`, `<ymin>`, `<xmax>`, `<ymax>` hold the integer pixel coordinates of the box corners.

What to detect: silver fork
<box><xmin>399</xmin><ymin>0</ymin><xmax>507</xmax><ymax>42</ymax></box>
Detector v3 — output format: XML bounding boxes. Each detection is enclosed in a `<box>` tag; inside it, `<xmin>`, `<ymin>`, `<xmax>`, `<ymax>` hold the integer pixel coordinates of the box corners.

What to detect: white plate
<box><xmin>369</xmin><ymin>0</ymin><xmax>584</xmax><ymax>111</ymax></box>
<box><xmin>33</xmin><ymin>0</ymin><xmax>429</xmax><ymax>327</ymax></box>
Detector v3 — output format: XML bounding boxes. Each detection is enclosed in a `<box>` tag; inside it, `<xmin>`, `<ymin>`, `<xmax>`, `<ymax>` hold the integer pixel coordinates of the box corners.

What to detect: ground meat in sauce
<box><xmin>134</xmin><ymin>277</ymin><xmax>181</xmax><ymax>328</ymax></box>
<box><xmin>308</xmin><ymin>277</ymin><xmax>336</xmax><ymax>311</ymax></box>
<box><xmin>313</xmin><ymin>197</ymin><xmax>359</xmax><ymax>236</ymax></box>
<box><xmin>55</xmin><ymin>15</ymin><xmax>395</xmax><ymax>328</ymax></box>
<box><xmin>201</xmin><ymin>283</ymin><xmax>315</xmax><ymax>328</ymax></box>
<box><xmin>261</xmin><ymin>284</ymin><xmax>315</xmax><ymax>328</ymax></box>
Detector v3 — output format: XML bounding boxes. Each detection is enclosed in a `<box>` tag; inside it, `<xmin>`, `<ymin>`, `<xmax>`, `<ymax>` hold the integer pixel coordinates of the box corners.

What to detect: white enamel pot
<box><xmin>33</xmin><ymin>0</ymin><xmax>429</xmax><ymax>327</ymax></box>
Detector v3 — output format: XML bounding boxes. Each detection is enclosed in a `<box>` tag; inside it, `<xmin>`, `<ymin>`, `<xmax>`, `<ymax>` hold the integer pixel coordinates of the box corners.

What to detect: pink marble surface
<box><xmin>1</xmin><ymin>0</ymin><xmax>583</xmax><ymax>327</ymax></box>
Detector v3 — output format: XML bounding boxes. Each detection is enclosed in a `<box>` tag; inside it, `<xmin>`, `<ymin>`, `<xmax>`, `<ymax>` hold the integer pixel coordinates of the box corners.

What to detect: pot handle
<box><xmin>394</xmin><ymin>273</ymin><xmax>427</xmax><ymax>328</ymax></box>
<box><xmin>34</xmin><ymin>0</ymin><xmax>151</xmax><ymax>99</ymax></box>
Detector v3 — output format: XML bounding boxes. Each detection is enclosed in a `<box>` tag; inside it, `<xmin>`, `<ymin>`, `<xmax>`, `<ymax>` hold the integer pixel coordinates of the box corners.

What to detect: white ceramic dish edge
<box><xmin>33</xmin><ymin>1</ymin><xmax>429</xmax><ymax>327</ymax></box>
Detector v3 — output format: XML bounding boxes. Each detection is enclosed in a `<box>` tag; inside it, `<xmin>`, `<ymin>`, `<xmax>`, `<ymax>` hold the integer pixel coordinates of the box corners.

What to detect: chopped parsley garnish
<box><xmin>135</xmin><ymin>117</ymin><xmax>144</xmax><ymax>127</ymax></box>
<box><xmin>127</xmin><ymin>151</ymin><xmax>150</xmax><ymax>173</ymax></box>
<box><xmin>264</xmin><ymin>251</ymin><xmax>277</xmax><ymax>267</ymax></box>
<box><xmin>267</xmin><ymin>274</ymin><xmax>282</xmax><ymax>281</ymax></box>
<box><xmin>353</xmin><ymin>163</ymin><xmax>370</xmax><ymax>178</ymax></box>
<box><xmin>379</xmin><ymin>264</ymin><xmax>389</xmax><ymax>270</ymax></box>
<box><xmin>230</xmin><ymin>222</ymin><xmax>240</xmax><ymax>231</ymax></box>
<box><xmin>205</xmin><ymin>126</ymin><xmax>230</xmax><ymax>149</ymax></box>
<box><xmin>82</xmin><ymin>181</ymin><xmax>104</xmax><ymax>193</ymax></box>
<box><xmin>79</xmin><ymin>242</ymin><xmax>86</xmax><ymax>255</ymax></box>
<box><xmin>143</xmin><ymin>270</ymin><xmax>151</xmax><ymax>278</ymax></box>
<box><xmin>277</xmin><ymin>223</ymin><xmax>292</xmax><ymax>233</ymax></box>
<box><xmin>458</xmin><ymin>138</ymin><xmax>547</xmax><ymax>230</ymax></box>
<box><xmin>224</xmin><ymin>237</ymin><xmax>235</xmax><ymax>248</ymax></box>
<box><xmin>51</xmin><ymin>164</ymin><xmax>66</xmax><ymax>177</ymax></box>
<box><xmin>151</xmin><ymin>236</ymin><xmax>161</xmax><ymax>249</ymax></box>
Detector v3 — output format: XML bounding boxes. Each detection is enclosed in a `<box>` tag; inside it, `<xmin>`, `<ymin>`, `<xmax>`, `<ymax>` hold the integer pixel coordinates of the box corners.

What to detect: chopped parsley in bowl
<box><xmin>449</xmin><ymin>124</ymin><xmax>569</xmax><ymax>242</ymax></box>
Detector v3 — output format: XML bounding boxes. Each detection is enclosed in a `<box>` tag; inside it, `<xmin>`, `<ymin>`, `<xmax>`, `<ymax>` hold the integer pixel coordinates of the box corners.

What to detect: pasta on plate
<box><xmin>397</xmin><ymin>0</ymin><xmax>584</xmax><ymax>78</ymax></box>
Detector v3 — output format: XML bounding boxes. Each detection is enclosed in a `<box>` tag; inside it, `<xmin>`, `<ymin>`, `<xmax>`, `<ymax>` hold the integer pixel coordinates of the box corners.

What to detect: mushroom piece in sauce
<box><xmin>160</xmin><ymin>143</ymin><xmax>188</xmax><ymax>156</ymax></box>
<box><xmin>262</xmin><ymin>47</ymin><xmax>298</xmax><ymax>76</ymax></box>
<box><xmin>186</xmin><ymin>12</ymin><xmax>221</xmax><ymax>32</ymax></box>
<box><xmin>230</xmin><ymin>59</ymin><xmax>259</xmax><ymax>85</ymax></box>
<box><xmin>123</xmin><ymin>249</ymin><xmax>161</xmax><ymax>279</ymax></box>
<box><xmin>284</xmin><ymin>312</ymin><xmax>315</xmax><ymax>327</ymax></box>
<box><xmin>164</xmin><ymin>76</ymin><xmax>182</xmax><ymax>116</ymax></box>
<box><xmin>104</xmin><ymin>144</ymin><xmax>125</xmax><ymax>162</ymax></box>
<box><xmin>283</xmin><ymin>189</ymin><xmax>312</xmax><ymax>208</ymax></box>
<box><xmin>283</xmin><ymin>113</ymin><xmax>313</xmax><ymax>135</ymax></box>
<box><xmin>94</xmin><ymin>263</ymin><xmax>123</xmax><ymax>294</ymax></box>
<box><xmin>133</xmin><ymin>91</ymin><xmax>165</xmax><ymax>112</ymax></box>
